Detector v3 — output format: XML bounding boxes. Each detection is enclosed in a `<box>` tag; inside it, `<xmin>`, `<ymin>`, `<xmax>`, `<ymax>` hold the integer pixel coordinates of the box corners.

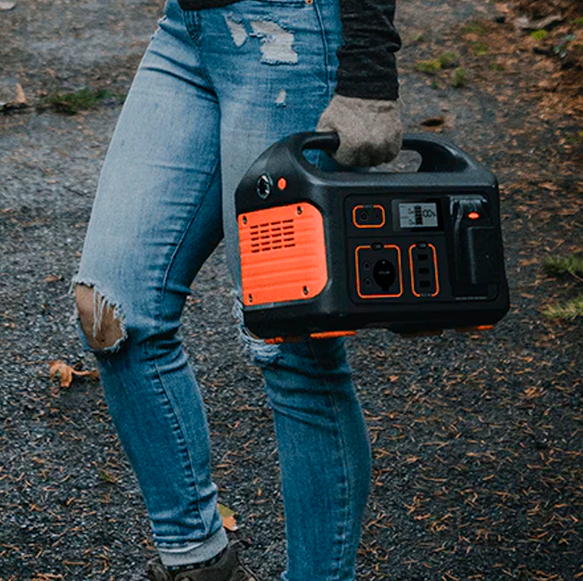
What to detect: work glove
<box><xmin>316</xmin><ymin>94</ymin><xmax>403</xmax><ymax>168</ymax></box>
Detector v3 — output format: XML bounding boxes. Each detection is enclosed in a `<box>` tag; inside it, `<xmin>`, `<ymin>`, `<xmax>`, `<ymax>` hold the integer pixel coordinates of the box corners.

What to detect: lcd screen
<box><xmin>398</xmin><ymin>203</ymin><xmax>439</xmax><ymax>229</ymax></box>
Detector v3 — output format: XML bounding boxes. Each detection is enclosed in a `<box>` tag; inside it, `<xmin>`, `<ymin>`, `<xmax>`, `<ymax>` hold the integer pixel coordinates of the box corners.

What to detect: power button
<box><xmin>353</xmin><ymin>204</ymin><xmax>385</xmax><ymax>228</ymax></box>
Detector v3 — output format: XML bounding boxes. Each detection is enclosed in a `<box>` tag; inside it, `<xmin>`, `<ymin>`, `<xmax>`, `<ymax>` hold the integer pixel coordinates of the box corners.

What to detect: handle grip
<box><xmin>287</xmin><ymin>131</ymin><xmax>340</xmax><ymax>157</ymax></box>
<box><xmin>286</xmin><ymin>131</ymin><xmax>480</xmax><ymax>174</ymax></box>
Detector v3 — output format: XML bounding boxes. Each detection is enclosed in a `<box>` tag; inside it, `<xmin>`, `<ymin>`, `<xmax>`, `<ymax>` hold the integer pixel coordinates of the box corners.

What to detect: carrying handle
<box><xmin>291</xmin><ymin>131</ymin><xmax>340</xmax><ymax>157</ymax></box>
<box><xmin>401</xmin><ymin>136</ymin><xmax>475</xmax><ymax>173</ymax></box>
<box><xmin>288</xmin><ymin>131</ymin><xmax>480</xmax><ymax>174</ymax></box>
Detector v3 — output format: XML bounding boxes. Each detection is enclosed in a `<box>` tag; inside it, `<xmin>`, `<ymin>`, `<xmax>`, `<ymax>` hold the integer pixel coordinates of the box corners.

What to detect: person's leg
<box><xmin>259</xmin><ymin>340</ymin><xmax>372</xmax><ymax>581</ymax></box>
<box><xmin>73</xmin><ymin>0</ymin><xmax>228</xmax><ymax>567</ymax></box>
<box><xmin>199</xmin><ymin>2</ymin><xmax>372</xmax><ymax>579</ymax></box>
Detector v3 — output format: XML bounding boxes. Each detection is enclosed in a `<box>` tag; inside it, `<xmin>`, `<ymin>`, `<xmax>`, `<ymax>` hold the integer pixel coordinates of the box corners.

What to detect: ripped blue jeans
<box><xmin>73</xmin><ymin>0</ymin><xmax>371</xmax><ymax>579</ymax></box>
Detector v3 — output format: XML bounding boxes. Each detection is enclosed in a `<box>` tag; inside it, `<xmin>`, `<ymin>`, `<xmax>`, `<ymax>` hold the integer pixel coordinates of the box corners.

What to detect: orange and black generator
<box><xmin>236</xmin><ymin>132</ymin><xmax>509</xmax><ymax>341</ymax></box>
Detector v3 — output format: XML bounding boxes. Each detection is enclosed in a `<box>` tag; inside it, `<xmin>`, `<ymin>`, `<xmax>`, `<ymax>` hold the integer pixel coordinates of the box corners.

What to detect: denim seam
<box><xmin>329</xmin><ymin>393</ymin><xmax>351</xmax><ymax>581</ymax></box>
<box><xmin>181</xmin><ymin>9</ymin><xmax>215</xmax><ymax>89</ymax></box>
<box><xmin>311</xmin><ymin>0</ymin><xmax>333</xmax><ymax>103</ymax></box>
<box><xmin>160</xmin><ymin>161</ymin><xmax>221</xmax><ymax>306</ymax></box>
<box><xmin>147</xmin><ymin>161</ymin><xmax>222</xmax><ymax>542</ymax></box>
<box><xmin>144</xmin><ymin>350</ymin><xmax>208</xmax><ymax>540</ymax></box>
<box><xmin>311</xmin><ymin>0</ymin><xmax>335</xmax><ymax>168</ymax></box>
<box><xmin>308</xmin><ymin>342</ymin><xmax>351</xmax><ymax>581</ymax></box>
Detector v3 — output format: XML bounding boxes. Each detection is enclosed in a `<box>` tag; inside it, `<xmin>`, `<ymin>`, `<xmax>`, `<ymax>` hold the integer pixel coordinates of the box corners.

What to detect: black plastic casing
<box><xmin>235</xmin><ymin>132</ymin><xmax>510</xmax><ymax>337</ymax></box>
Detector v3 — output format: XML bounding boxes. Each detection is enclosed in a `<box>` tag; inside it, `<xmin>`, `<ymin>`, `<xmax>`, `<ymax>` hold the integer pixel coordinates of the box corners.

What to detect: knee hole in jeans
<box><xmin>74</xmin><ymin>283</ymin><xmax>127</xmax><ymax>353</ymax></box>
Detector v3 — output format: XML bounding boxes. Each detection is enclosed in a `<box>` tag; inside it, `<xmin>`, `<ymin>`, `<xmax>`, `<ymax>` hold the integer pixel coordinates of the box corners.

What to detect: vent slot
<box><xmin>250</xmin><ymin>219</ymin><xmax>296</xmax><ymax>253</ymax></box>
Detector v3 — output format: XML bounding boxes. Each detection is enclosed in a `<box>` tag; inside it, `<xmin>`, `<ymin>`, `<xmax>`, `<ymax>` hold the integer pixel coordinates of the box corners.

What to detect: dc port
<box><xmin>256</xmin><ymin>175</ymin><xmax>272</xmax><ymax>199</ymax></box>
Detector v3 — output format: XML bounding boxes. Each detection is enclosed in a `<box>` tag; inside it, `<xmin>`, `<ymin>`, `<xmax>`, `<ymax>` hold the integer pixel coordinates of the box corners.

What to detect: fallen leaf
<box><xmin>218</xmin><ymin>503</ymin><xmax>238</xmax><ymax>532</ymax></box>
<box><xmin>514</xmin><ymin>13</ymin><xmax>563</xmax><ymax>31</ymax></box>
<box><xmin>540</xmin><ymin>182</ymin><xmax>561</xmax><ymax>191</ymax></box>
<box><xmin>44</xmin><ymin>274</ymin><xmax>62</xmax><ymax>283</ymax></box>
<box><xmin>0</xmin><ymin>82</ymin><xmax>29</xmax><ymax>112</ymax></box>
<box><xmin>49</xmin><ymin>360</ymin><xmax>99</xmax><ymax>388</ymax></box>
<box><xmin>519</xmin><ymin>258</ymin><xmax>539</xmax><ymax>267</ymax></box>
<box><xmin>421</xmin><ymin>116</ymin><xmax>445</xmax><ymax>127</ymax></box>
<box><xmin>14</xmin><ymin>82</ymin><xmax>26</xmax><ymax>104</ymax></box>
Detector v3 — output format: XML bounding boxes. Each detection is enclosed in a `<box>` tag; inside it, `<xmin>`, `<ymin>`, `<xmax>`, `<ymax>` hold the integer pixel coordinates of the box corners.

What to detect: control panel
<box><xmin>346</xmin><ymin>194</ymin><xmax>500</xmax><ymax>304</ymax></box>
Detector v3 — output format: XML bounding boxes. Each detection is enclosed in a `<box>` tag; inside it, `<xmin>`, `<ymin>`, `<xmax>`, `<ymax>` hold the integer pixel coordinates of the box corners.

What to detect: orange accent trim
<box><xmin>265</xmin><ymin>336</ymin><xmax>302</xmax><ymax>344</ymax></box>
<box><xmin>409</xmin><ymin>243</ymin><xmax>440</xmax><ymax>298</ymax></box>
<box><xmin>239</xmin><ymin>203</ymin><xmax>328</xmax><ymax>307</ymax></box>
<box><xmin>352</xmin><ymin>205</ymin><xmax>386</xmax><ymax>229</ymax></box>
<box><xmin>408</xmin><ymin>248</ymin><xmax>416</xmax><ymax>297</ymax></box>
<box><xmin>455</xmin><ymin>325</ymin><xmax>495</xmax><ymax>333</ymax></box>
<box><xmin>310</xmin><ymin>330</ymin><xmax>356</xmax><ymax>340</ymax></box>
<box><xmin>355</xmin><ymin>245</ymin><xmax>403</xmax><ymax>299</ymax></box>
<box><xmin>277</xmin><ymin>177</ymin><xmax>287</xmax><ymax>190</ymax></box>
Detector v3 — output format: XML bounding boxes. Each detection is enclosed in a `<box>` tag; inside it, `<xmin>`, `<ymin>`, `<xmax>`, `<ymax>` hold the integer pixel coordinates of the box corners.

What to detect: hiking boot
<box><xmin>144</xmin><ymin>544</ymin><xmax>259</xmax><ymax>581</ymax></box>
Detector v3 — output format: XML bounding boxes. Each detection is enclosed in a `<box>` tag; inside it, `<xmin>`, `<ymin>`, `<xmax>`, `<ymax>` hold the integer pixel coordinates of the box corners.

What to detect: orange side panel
<box><xmin>238</xmin><ymin>203</ymin><xmax>328</xmax><ymax>307</ymax></box>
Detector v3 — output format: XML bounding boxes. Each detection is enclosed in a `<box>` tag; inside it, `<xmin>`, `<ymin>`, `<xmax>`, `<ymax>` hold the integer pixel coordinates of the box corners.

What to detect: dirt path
<box><xmin>1</xmin><ymin>0</ymin><xmax>582</xmax><ymax>580</ymax></box>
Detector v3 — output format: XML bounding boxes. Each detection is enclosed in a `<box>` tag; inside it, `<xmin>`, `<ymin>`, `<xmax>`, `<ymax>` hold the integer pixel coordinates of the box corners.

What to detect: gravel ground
<box><xmin>1</xmin><ymin>0</ymin><xmax>582</xmax><ymax>580</ymax></box>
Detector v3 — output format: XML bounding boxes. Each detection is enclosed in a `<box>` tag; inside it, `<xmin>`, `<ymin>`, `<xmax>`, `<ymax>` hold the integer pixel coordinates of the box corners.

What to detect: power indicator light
<box><xmin>277</xmin><ymin>177</ymin><xmax>287</xmax><ymax>190</ymax></box>
<box><xmin>468</xmin><ymin>211</ymin><xmax>480</xmax><ymax>220</ymax></box>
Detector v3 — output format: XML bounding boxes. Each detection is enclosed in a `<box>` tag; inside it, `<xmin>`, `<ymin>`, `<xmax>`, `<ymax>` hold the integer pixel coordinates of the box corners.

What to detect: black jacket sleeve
<box><xmin>335</xmin><ymin>0</ymin><xmax>401</xmax><ymax>100</ymax></box>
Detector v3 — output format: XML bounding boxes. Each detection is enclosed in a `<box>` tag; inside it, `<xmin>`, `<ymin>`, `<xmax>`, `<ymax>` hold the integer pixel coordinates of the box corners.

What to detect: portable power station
<box><xmin>236</xmin><ymin>132</ymin><xmax>509</xmax><ymax>341</ymax></box>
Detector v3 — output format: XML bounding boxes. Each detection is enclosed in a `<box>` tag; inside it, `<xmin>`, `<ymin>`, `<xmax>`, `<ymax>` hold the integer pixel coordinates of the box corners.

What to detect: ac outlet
<box><xmin>356</xmin><ymin>245</ymin><xmax>403</xmax><ymax>298</ymax></box>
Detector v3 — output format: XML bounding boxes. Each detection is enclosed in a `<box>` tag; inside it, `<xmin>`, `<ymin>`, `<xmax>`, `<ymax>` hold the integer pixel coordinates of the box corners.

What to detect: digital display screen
<box><xmin>398</xmin><ymin>203</ymin><xmax>439</xmax><ymax>229</ymax></box>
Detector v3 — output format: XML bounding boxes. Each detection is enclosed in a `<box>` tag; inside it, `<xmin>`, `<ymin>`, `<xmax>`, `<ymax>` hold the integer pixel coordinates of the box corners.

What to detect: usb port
<box><xmin>409</xmin><ymin>243</ymin><xmax>439</xmax><ymax>297</ymax></box>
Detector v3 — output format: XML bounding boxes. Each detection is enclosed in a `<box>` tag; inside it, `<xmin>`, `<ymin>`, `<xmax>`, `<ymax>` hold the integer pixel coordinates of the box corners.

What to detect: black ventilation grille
<box><xmin>250</xmin><ymin>219</ymin><xmax>296</xmax><ymax>253</ymax></box>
